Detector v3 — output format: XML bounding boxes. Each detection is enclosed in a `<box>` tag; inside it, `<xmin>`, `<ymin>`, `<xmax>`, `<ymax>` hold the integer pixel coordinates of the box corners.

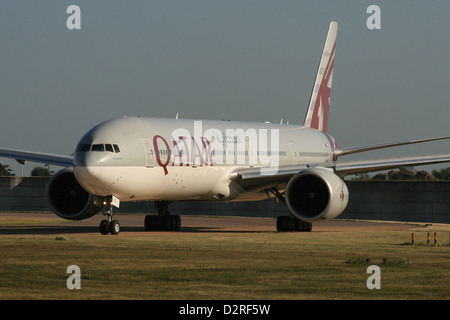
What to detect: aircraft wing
<box><xmin>0</xmin><ymin>148</ymin><xmax>73</xmax><ymax>167</ymax></box>
<box><xmin>334</xmin><ymin>153</ymin><xmax>450</xmax><ymax>176</ymax></box>
<box><xmin>334</xmin><ymin>136</ymin><xmax>450</xmax><ymax>157</ymax></box>
<box><xmin>229</xmin><ymin>164</ymin><xmax>311</xmax><ymax>191</ymax></box>
<box><xmin>230</xmin><ymin>153</ymin><xmax>450</xmax><ymax>191</ymax></box>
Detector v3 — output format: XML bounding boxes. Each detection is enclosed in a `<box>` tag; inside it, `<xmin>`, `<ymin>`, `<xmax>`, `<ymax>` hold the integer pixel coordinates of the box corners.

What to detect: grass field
<box><xmin>0</xmin><ymin>215</ymin><xmax>449</xmax><ymax>300</ymax></box>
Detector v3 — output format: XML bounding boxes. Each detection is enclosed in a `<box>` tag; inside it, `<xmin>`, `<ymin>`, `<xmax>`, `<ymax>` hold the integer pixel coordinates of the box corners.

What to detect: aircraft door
<box><xmin>141</xmin><ymin>138</ymin><xmax>155</xmax><ymax>167</ymax></box>
<box><xmin>289</xmin><ymin>141</ymin><xmax>297</xmax><ymax>164</ymax></box>
<box><xmin>246</xmin><ymin>137</ymin><xmax>255</xmax><ymax>167</ymax></box>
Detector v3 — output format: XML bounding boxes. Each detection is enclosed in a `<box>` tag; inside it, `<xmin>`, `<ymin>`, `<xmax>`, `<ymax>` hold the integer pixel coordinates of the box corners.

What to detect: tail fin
<box><xmin>303</xmin><ymin>21</ymin><xmax>338</xmax><ymax>133</ymax></box>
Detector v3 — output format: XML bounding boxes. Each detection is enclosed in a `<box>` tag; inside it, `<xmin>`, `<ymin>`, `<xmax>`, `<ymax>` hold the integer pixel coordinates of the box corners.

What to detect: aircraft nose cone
<box><xmin>74</xmin><ymin>149</ymin><xmax>110</xmax><ymax>167</ymax></box>
<box><xmin>73</xmin><ymin>151</ymin><xmax>111</xmax><ymax>196</ymax></box>
<box><xmin>74</xmin><ymin>165</ymin><xmax>110</xmax><ymax>196</ymax></box>
<box><xmin>74</xmin><ymin>165</ymin><xmax>102</xmax><ymax>180</ymax></box>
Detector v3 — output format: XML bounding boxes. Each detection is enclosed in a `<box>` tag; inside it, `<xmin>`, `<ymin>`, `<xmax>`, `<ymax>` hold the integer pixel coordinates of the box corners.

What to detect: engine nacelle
<box><xmin>46</xmin><ymin>167</ymin><xmax>103</xmax><ymax>220</ymax></box>
<box><xmin>285</xmin><ymin>168</ymin><xmax>348</xmax><ymax>222</ymax></box>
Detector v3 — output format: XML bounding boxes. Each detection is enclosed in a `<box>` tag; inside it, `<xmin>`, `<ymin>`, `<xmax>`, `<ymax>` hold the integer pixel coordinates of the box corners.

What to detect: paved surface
<box><xmin>0</xmin><ymin>212</ymin><xmax>441</xmax><ymax>236</ymax></box>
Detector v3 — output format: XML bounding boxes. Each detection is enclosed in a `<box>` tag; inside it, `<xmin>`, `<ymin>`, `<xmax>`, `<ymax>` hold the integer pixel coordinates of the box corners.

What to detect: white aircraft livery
<box><xmin>1</xmin><ymin>22</ymin><xmax>450</xmax><ymax>235</ymax></box>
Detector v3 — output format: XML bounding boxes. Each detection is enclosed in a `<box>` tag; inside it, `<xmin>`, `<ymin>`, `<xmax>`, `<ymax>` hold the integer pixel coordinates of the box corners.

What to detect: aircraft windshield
<box><xmin>77</xmin><ymin>143</ymin><xmax>120</xmax><ymax>153</ymax></box>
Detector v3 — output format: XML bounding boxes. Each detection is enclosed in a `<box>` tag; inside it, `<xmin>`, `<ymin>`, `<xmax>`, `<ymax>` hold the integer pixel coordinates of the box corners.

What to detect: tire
<box><xmin>109</xmin><ymin>220</ymin><xmax>120</xmax><ymax>235</ymax></box>
<box><xmin>99</xmin><ymin>220</ymin><xmax>109</xmax><ymax>235</ymax></box>
<box><xmin>292</xmin><ymin>218</ymin><xmax>312</xmax><ymax>232</ymax></box>
<box><xmin>145</xmin><ymin>215</ymin><xmax>161</xmax><ymax>231</ymax></box>
<box><xmin>144</xmin><ymin>215</ymin><xmax>152</xmax><ymax>231</ymax></box>
<box><xmin>144</xmin><ymin>215</ymin><xmax>181</xmax><ymax>231</ymax></box>
<box><xmin>277</xmin><ymin>216</ymin><xmax>292</xmax><ymax>232</ymax></box>
<box><xmin>172</xmin><ymin>215</ymin><xmax>181</xmax><ymax>231</ymax></box>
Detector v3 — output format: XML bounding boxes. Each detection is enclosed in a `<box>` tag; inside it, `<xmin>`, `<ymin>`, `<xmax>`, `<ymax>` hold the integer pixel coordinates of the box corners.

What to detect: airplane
<box><xmin>1</xmin><ymin>21</ymin><xmax>450</xmax><ymax>235</ymax></box>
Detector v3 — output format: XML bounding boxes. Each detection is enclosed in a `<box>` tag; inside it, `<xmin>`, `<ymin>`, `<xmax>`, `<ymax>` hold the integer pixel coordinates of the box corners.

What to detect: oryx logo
<box><xmin>151</xmin><ymin>121</ymin><xmax>280</xmax><ymax>176</ymax></box>
<box><xmin>310</xmin><ymin>41</ymin><xmax>335</xmax><ymax>133</ymax></box>
<box><xmin>340</xmin><ymin>185</ymin><xmax>345</xmax><ymax>202</ymax></box>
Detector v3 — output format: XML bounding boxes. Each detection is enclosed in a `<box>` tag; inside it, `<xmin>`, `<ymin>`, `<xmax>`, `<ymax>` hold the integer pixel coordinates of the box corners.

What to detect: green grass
<box><xmin>1</xmin><ymin>227</ymin><xmax>450</xmax><ymax>300</ymax></box>
<box><xmin>0</xmin><ymin>215</ymin><xmax>70</xmax><ymax>226</ymax></box>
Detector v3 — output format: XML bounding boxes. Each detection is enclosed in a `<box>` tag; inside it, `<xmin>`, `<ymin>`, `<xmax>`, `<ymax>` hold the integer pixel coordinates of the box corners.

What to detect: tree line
<box><xmin>351</xmin><ymin>167</ymin><xmax>450</xmax><ymax>181</ymax></box>
<box><xmin>0</xmin><ymin>162</ymin><xmax>450</xmax><ymax>180</ymax></box>
<box><xmin>0</xmin><ymin>163</ymin><xmax>54</xmax><ymax>177</ymax></box>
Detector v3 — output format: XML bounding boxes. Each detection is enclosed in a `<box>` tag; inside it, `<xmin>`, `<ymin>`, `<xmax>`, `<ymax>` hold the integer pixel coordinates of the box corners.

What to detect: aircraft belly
<box><xmin>98</xmin><ymin>166</ymin><xmax>237</xmax><ymax>201</ymax></box>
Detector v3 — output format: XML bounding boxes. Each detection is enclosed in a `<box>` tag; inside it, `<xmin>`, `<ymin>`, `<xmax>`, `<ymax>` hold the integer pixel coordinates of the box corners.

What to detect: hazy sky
<box><xmin>1</xmin><ymin>1</ymin><xmax>449</xmax><ymax>175</ymax></box>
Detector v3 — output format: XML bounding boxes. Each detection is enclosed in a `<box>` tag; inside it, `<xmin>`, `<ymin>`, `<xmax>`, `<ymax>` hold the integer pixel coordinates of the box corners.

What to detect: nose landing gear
<box><xmin>99</xmin><ymin>196</ymin><xmax>121</xmax><ymax>235</ymax></box>
<box><xmin>99</xmin><ymin>215</ymin><xmax>120</xmax><ymax>235</ymax></box>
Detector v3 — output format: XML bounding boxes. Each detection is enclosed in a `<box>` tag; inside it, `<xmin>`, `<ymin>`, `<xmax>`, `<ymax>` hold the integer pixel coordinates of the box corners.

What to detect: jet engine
<box><xmin>46</xmin><ymin>167</ymin><xmax>103</xmax><ymax>220</ymax></box>
<box><xmin>285</xmin><ymin>168</ymin><xmax>348</xmax><ymax>222</ymax></box>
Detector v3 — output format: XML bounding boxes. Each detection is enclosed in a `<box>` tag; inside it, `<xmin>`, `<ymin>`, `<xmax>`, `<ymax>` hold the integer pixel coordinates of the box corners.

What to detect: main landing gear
<box><xmin>99</xmin><ymin>196</ymin><xmax>120</xmax><ymax>235</ymax></box>
<box><xmin>97</xmin><ymin>198</ymin><xmax>181</xmax><ymax>235</ymax></box>
<box><xmin>144</xmin><ymin>200</ymin><xmax>181</xmax><ymax>231</ymax></box>
<box><xmin>269</xmin><ymin>187</ymin><xmax>313</xmax><ymax>232</ymax></box>
<box><xmin>276</xmin><ymin>216</ymin><xmax>312</xmax><ymax>232</ymax></box>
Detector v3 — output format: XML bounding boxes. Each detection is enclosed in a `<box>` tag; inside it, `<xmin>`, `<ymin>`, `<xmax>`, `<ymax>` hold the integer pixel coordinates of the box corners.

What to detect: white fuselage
<box><xmin>73</xmin><ymin>117</ymin><xmax>336</xmax><ymax>202</ymax></box>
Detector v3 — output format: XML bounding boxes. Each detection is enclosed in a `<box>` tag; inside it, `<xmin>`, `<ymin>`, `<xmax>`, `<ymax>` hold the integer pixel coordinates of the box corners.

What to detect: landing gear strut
<box><xmin>99</xmin><ymin>196</ymin><xmax>120</xmax><ymax>235</ymax></box>
<box><xmin>268</xmin><ymin>187</ymin><xmax>312</xmax><ymax>232</ymax></box>
<box><xmin>144</xmin><ymin>200</ymin><xmax>181</xmax><ymax>231</ymax></box>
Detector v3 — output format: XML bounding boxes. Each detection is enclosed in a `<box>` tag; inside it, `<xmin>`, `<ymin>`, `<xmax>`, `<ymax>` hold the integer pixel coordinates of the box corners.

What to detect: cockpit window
<box><xmin>77</xmin><ymin>143</ymin><xmax>121</xmax><ymax>153</ymax></box>
<box><xmin>78</xmin><ymin>144</ymin><xmax>91</xmax><ymax>152</ymax></box>
<box><xmin>91</xmin><ymin>144</ymin><xmax>105</xmax><ymax>152</ymax></box>
<box><xmin>105</xmin><ymin>144</ymin><xmax>114</xmax><ymax>153</ymax></box>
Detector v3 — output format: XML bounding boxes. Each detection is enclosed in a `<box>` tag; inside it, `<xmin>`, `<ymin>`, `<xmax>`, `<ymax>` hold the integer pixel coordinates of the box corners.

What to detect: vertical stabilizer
<box><xmin>303</xmin><ymin>21</ymin><xmax>337</xmax><ymax>133</ymax></box>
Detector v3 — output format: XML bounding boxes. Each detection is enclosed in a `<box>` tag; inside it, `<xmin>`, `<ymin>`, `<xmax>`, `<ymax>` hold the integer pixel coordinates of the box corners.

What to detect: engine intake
<box><xmin>46</xmin><ymin>167</ymin><xmax>103</xmax><ymax>220</ymax></box>
<box><xmin>285</xmin><ymin>168</ymin><xmax>348</xmax><ymax>222</ymax></box>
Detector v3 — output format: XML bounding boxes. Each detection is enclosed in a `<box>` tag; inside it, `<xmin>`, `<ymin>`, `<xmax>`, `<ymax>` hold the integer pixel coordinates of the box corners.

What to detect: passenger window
<box><xmin>78</xmin><ymin>144</ymin><xmax>91</xmax><ymax>152</ymax></box>
<box><xmin>113</xmin><ymin>144</ymin><xmax>120</xmax><ymax>153</ymax></box>
<box><xmin>91</xmin><ymin>144</ymin><xmax>104</xmax><ymax>152</ymax></box>
<box><xmin>105</xmin><ymin>144</ymin><xmax>114</xmax><ymax>153</ymax></box>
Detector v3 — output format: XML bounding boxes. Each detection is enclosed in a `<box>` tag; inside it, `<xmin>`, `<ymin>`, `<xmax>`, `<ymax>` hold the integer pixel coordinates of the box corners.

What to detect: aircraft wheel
<box><xmin>303</xmin><ymin>221</ymin><xmax>312</xmax><ymax>232</ymax></box>
<box><xmin>168</xmin><ymin>215</ymin><xmax>181</xmax><ymax>231</ymax></box>
<box><xmin>277</xmin><ymin>216</ymin><xmax>312</xmax><ymax>232</ymax></box>
<box><xmin>171</xmin><ymin>215</ymin><xmax>181</xmax><ymax>231</ymax></box>
<box><xmin>109</xmin><ymin>220</ymin><xmax>120</xmax><ymax>235</ymax></box>
<box><xmin>144</xmin><ymin>215</ymin><xmax>181</xmax><ymax>231</ymax></box>
<box><xmin>145</xmin><ymin>215</ymin><xmax>160</xmax><ymax>231</ymax></box>
<box><xmin>292</xmin><ymin>218</ymin><xmax>312</xmax><ymax>232</ymax></box>
<box><xmin>99</xmin><ymin>220</ymin><xmax>109</xmax><ymax>235</ymax></box>
<box><xmin>144</xmin><ymin>215</ymin><xmax>151</xmax><ymax>231</ymax></box>
<box><xmin>276</xmin><ymin>216</ymin><xmax>292</xmax><ymax>232</ymax></box>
